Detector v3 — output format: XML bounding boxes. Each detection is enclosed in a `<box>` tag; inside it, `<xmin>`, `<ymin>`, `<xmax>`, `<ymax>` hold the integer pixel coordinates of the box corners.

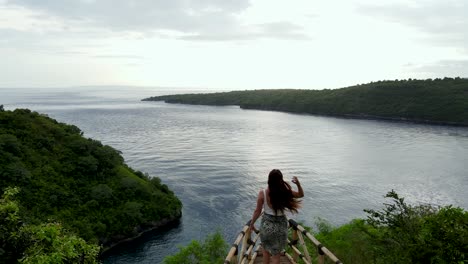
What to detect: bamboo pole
<box><xmin>248</xmin><ymin>244</ymin><xmax>262</xmax><ymax>264</ymax></box>
<box><xmin>291</xmin><ymin>228</ymin><xmax>299</xmax><ymax>261</ymax></box>
<box><xmin>227</xmin><ymin>218</ymin><xmax>342</xmax><ymax>264</ymax></box>
<box><xmin>288</xmin><ymin>219</ymin><xmax>342</xmax><ymax>264</ymax></box>
<box><xmin>287</xmin><ymin>239</ymin><xmax>312</xmax><ymax>264</ymax></box>
<box><xmin>297</xmin><ymin>230</ymin><xmax>312</xmax><ymax>263</ymax></box>
<box><xmin>240</xmin><ymin>228</ymin><xmax>251</xmax><ymax>262</ymax></box>
<box><xmin>224</xmin><ymin>220</ymin><xmax>251</xmax><ymax>264</ymax></box>
<box><xmin>317</xmin><ymin>244</ymin><xmax>325</xmax><ymax>264</ymax></box>
<box><xmin>240</xmin><ymin>230</ymin><xmax>260</xmax><ymax>264</ymax></box>
<box><xmin>285</xmin><ymin>252</ymin><xmax>298</xmax><ymax>264</ymax></box>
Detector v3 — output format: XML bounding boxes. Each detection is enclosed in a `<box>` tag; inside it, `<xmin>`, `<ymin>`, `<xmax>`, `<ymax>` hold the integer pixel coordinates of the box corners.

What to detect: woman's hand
<box><xmin>250</xmin><ymin>224</ymin><xmax>258</xmax><ymax>233</ymax></box>
<box><xmin>292</xmin><ymin>176</ymin><xmax>304</xmax><ymax>198</ymax></box>
<box><xmin>292</xmin><ymin>176</ymin><xmax>300</xmax><ymax>185</ymax></box>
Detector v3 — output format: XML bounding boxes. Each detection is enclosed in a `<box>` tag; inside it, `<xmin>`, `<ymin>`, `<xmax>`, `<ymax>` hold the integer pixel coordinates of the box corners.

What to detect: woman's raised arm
<box><xmin>291</xmin><ymin>176</ymin><xmax>304</xmax><ymax>198</ymax></box>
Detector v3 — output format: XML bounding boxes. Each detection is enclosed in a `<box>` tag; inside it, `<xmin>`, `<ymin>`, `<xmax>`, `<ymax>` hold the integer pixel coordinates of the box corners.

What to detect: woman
<box><xmin>250</xmin><ymin>169</ymin><xmax>304</xmax><ymax>264</ymax></box>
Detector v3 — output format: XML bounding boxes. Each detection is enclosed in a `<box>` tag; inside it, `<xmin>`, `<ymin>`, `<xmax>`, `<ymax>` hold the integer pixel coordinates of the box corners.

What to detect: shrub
<box><xmin>163</xmin><ymin>231</ymin><xmax>228</xmax><ymax>264</ymax></box>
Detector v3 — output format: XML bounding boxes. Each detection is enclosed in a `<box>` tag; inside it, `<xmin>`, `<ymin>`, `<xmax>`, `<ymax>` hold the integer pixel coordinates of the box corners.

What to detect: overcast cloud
<box><xmin>3</xmin><ymin>0</ymin><xmax>308</xmax><ymax>40</ymax></box>
<box><xmin>358</xmin><ymin>0</ymin><xmax>468</xmax><ymax>50</ymax></box>
<box><xmin>6</xmin><ymin>0</ymin><xmax>249</xmax><ymax>31</ymax></box>
<box><xmin>0</xmin><ymin>0</ymin><xmax>466</xmax><ymax>88</ymax></box>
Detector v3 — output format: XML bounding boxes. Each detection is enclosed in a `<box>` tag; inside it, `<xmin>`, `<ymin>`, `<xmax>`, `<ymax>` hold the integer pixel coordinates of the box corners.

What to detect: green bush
<box><xmin>364</xmin><ymin>190</ymin><xmax>468</xmax><ymax>263</ymax></box>
<box><xmin>163</xmin><ymin>231</ymin><xmax>228</xmax><ymax>264</ymax></box>
<box><xmin>313</xmin><ymin>191</ymin><xmax>468</xmax><ymax>264</ymax></box>
<box><xmin>0</xmin><ymin>187</ymin><xmax>100</xmax><ymax>264</ymax></box>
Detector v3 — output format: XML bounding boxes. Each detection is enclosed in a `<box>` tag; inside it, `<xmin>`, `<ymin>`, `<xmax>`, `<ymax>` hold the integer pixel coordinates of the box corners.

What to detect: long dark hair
<box><xmin>268</xmin><ymin>169</ymin><xmax>301</xmax><ymax>214</ymax></box>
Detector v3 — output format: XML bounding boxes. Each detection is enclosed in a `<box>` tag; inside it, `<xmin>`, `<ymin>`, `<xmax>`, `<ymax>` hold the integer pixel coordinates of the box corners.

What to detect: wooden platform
<box><xmin>252</xmin><ymin>250</ymin><xmax>292</xmax><ymax>264</ymax></box>
<box><xmin>224</xmin><ymin>218</ymin><xmax>342</xmax><ymax>264</ymax></box>
<box><xmin>253</xmin><ymin>255</ymin><xmax>291</xmax><ymax>264</ymax></box>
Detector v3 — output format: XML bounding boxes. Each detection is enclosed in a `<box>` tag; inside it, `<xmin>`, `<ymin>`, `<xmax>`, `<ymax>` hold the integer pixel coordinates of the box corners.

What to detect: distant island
<box><xmin>143</xmin><ymin>78</ymin><xmax>468</xmax><ymax>126</ymax></box>
<box><xmin>0</xmin><ymin>108</ymin><xmax>182</xmax><ymax>262</ymax></box>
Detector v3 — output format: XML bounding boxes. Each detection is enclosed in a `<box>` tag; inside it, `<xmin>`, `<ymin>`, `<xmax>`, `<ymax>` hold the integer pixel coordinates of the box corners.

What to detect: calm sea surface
<box><xmin>2</xmin><ymin>87</ymin><xmax>468</xmax><ymax>263</ymax></box>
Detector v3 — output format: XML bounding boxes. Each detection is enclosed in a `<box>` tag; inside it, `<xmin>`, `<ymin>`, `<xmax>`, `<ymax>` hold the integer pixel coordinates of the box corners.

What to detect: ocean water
<box><xmin>2</xmin><ymin>87</ymin><xmax>468</xmax><ymax>263</ymax></box>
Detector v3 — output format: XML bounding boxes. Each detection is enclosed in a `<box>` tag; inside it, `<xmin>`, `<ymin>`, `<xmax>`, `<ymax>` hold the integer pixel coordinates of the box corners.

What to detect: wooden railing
<box><xmin>224</xmin><ymin>218</ymin><xmax>342</xmax><ymax>264</ymax></box>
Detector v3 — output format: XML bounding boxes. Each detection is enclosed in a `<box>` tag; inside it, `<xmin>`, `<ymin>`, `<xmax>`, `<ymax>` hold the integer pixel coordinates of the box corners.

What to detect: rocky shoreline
<box><xmin>100</xmin><ymin>210</ymin><xmax>182</xmax><ymax>255</ymax></box>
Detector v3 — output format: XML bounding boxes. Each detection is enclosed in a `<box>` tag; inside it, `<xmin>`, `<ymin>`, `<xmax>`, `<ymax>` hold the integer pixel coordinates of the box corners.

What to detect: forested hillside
<box><xmin>143</xmin><ymin>78</ymin><xmax>468</xmax><ymax>126</ymax></box>
<box><xmin>0</xmin><ymin>108</ymin><xmax>182</xmax><ymax>249</ymax></box>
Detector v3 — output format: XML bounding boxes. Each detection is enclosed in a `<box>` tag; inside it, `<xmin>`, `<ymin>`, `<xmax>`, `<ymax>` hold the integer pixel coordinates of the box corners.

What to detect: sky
<box><xmin>0</xmin><ymin>0</ymin><xmax>467</xmax><ymax>90</ymax></box>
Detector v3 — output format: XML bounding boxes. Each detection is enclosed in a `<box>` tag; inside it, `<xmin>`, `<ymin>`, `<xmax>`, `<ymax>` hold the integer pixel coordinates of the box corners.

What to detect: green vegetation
<box><xmin>314</xmin><ymin>191</ymin><xmax>468</xmax><ymax>264</ymax></box>
<box><xmin>0</xmin><ymin>109</ymin><xmax>182</xmax><ymax>255</ymax></box>
<box><xmin>143</xmin><ymin>77</ymin><xmax>468</xmax><ymax>126</ymax></box>
<box><xmin>163</xmin><ymin>231</ymin><xmax>228</xmax><ymax>264</ymax></box>
<box><xmin>165</xmin><ymin>191</ymin><xmax>467</xmax><ymax>264</ymax></box>
<box><xmin>1</xmin><ymin>187</ymin><xmax>100</xmax><ymax>263</ymax></box>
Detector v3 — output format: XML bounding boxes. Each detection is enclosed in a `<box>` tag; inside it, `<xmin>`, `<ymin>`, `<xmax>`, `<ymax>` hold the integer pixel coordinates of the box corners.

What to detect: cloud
<box><xmin>3</xmin><ymin>0</ymin><xmax>310</xmax><ymax>41</ymax></box>
<box><xmin>92</xmin><ymin>54</ymin><xmax>145</xmax><ymax>60</ymax></box>
<box><xmin>179</xmin><ymin>21</ymin><xmax>310</xmax><ymax>41</ymax></box>
<box><xmin>406</xmin><ymin>60</ymin><xmax>468</xmax><ymax>77</ymax></box>
<box><xmin>357</xmin><ymin>0</ymin><xmax>468</xmax><ymax>50</ymax></box>
<box><xmin>0</xmin><ymin>27</ymin><xmax>104</xmax><ymax>57</ymax></box>
<box><xmin>5</xmin><ymin>0</ymin><xmax>249</xmax><ymax>31</ymax></box>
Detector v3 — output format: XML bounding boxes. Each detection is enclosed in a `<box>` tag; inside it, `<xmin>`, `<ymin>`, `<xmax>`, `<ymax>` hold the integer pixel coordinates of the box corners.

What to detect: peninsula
<box><xmin>0</xmin><ymin>108</ymin><xmax>182</xmax><ymax>260</ymax></box>
<box><xmin>143</xmin><ymin>78</ymin><xmax>468</xmax><ymax>126</ymax></box>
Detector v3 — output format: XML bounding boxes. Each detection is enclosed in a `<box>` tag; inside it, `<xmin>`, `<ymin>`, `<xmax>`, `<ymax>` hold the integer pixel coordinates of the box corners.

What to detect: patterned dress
<box><xmin>260</xmin><ymin>213</ymin><xmax>288</xmax><ymax>255</ymax></box>
<box><xmin>260</xmin><ymin>189</ymin><xmax>288</xmax><ymax>255</ymax></box>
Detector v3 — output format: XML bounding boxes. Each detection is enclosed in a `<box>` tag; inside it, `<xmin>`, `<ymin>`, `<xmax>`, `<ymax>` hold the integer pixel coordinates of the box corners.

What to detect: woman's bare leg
<box><xmin>262</xmin><ymin>249</ymin><xmax>270</xmax><ymax>264</ymax></box>
<box><xmin>271</xmin><ymin>253</ymin><xmax>281</xmax><ymax>264</ymax></box>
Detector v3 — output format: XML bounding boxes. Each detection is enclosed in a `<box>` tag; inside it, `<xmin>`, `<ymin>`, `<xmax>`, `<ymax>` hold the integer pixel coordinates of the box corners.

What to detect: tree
<box><xmin>0</xmin><ymin>187</ymin><xmax>26</xmax><ymax>263</ymax></box>
<box><xmin>364</xmin><ymin>190</ymin><xmax>468</xmax><ymax>263</ymax></box>
<box><xmin>20</xmin><ymin>223</ymin><xmax>100</xmax><ymax>264</ymax></box>
<box><xmin>0</xmin><ymin>187</ymin><xmax>100</xmax><ymax>264</ymax></box>
<box><xmin>0</xmin><ymin>109</ymin><xmax>182</xmax><ymax>246</ymax></box>
<box><xmin>163</xmin><ymin>231</ymin><xmax>228</xmax><ymax>264</ymax></box>
<box><xmin>310</xmin><ymin>191</ymin><xmax>468</xmax><ymax>264</ymax></box>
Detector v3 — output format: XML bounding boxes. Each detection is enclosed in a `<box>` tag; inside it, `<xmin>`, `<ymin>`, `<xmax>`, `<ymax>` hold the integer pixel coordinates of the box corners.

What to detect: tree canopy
<box><xmin>1</xmin><ymin>187</ymin><xmax>100</xmax><ymax>263</ymax></box>
<box><xmin>143</xmin><ymin>78</ymin><xmax>468</xmax><ymax>126</ymax></box>
<box><xmin>0</xmin><ymin>109</ymin><xmax>182</xmax><ymax>249</ymax></box>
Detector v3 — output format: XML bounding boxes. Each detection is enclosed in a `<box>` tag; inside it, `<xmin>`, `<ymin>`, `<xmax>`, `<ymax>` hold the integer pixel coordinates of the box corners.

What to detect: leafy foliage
<box><xmin>143</xmin><ymin>78</ymin><xmax>468</xmax><ymax>125</ymax></box>
<box><xmin>314</xmin><ymin>191</ymin><xmax>468</xmax><ymax>264</ymax></box>
<box><xmin>0</xmin><ymin>187</ymin><xmax>26</xmax><ymax>263</ymax></box>
<box><xmin>162</xmin><ymin>191</ymin><xmax>466</xmax><ymax>264</ymax></box>
<box><xmin>163</xmin><ymin>231</ymin><xmax>228</xmax><ymax>264</ymax></box>
<box><xmin>0</xmin><ymin>187</ymin><xmax>100</xmax><ymax>264</ymax></box>
<box><xmin>0</xmin><ymin>109</ymin><xmax>182</xmax><ymax>248</ymax></box>
<box><xmin>364</xmin><ymin>190</ymin><xmax>468</xmax><ymax>263</ymax></box>
<box><xmin>21</xmin><ymin>223</ymin><xmax>100</xmax><ymax>264</ymax></box>
<box><xmin>313</xmin><ymin>219</ymin><xmax>377</xmax><ymax>264</ymax></box>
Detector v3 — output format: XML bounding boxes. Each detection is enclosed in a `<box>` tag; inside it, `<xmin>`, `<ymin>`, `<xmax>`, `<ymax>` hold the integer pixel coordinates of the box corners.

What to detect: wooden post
<box><xmin>297</xmin><ymin>231</ymin><xmax>312</xmax><ymax>263</ymax></box>
<box><xmin>291</xmin><ymin>228</ymin><xmax>299</xmax><ymax>262</ymax></box>
<box><xmin>240</xmin><ymin>228</ymin><xmax>250</xmax><ymax>263</ymax></box>
<box><xmin>317</xmin><ymin>244</ymin><xmax>325</xmax><ymax>264</ymax></box>
<box><xmin>225</xmin><ymin>220</ymin><xmax>251</xmax><ymax>264</ymax></box>
<box><xmin>241</xmin><ymin>228</ymin><xmax>261</xmax><ymax>264</ymax></box>
<box><xmin>248</xmin><ymin>243</ymin><xmax>262</xmax><ymax>264</ymax></box>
